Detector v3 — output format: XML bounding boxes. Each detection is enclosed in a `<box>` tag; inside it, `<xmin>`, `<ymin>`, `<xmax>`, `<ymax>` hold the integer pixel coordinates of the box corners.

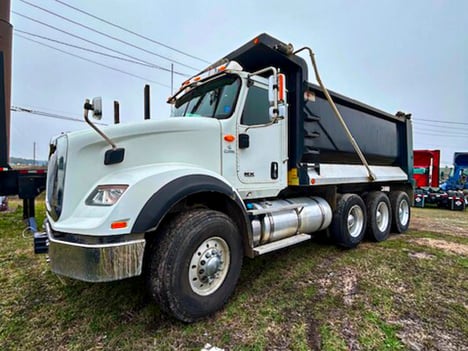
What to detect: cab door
<box><xmin>236</xmin><ymin>83</ymin><xmax>287</xmax><ymax>186</ymax></box>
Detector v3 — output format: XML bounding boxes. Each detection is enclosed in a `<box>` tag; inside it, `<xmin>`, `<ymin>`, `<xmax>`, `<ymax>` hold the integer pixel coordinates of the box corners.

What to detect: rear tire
<box><xmin>389</xmin><ymin>191</ymin><xmax>411</xmax><ymax>233</ymax></box>
<box><xmin>147</xmin><ymin>209</ymin><xmax>243</xmax><ymax>322</ymax></box>
<box><xmin>365</xmin><ymin>191</ymin><xmax>392</xmax><ymax>242</ymax></box>
<box><xmin>330</xmin><ymin>194</ymin><xmax>367</xmax><ymax>248</ymax></box>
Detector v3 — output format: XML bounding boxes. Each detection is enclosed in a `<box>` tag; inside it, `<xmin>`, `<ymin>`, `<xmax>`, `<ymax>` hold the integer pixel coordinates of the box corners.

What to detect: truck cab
<box><xmin>170</xmin><ymin>62</ymin><xmax>288</xmax><ymax>199</ymax></box>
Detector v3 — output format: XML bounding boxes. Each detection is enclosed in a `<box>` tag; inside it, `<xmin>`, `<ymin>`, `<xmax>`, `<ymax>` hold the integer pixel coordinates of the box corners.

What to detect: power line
<box><xmin>13</xmin><ymin>11</ymin><xmax>189</xmax><ymax>77</ymax></box>
<box><xmin>414</xmin><ymin>125</ymin><xmax>468</xmax><ymax>136</ymax></box>
<box><xmin>15</xmin><ymin>33</ymin><xmax>171</xmax><ymax>88</ymax></box>
<box><xmin>413</xmin><ymin>118</ymin><xmax>468</xmax><ymax>126</ymax></box>
<box><xmin>15</xmin><ymin>29</ymin><xmax>177</xmax><ymax>72</ymax></box>
<box><xmin>19</xmin><ymin>0</ymin><xmax>201</xmax><ymax>71</ymax></box>
<box><xmin>413</xmin><ymin>120</ymin><xmax>468</xmax><ymax>129</ymax></box>
<box><xmin>415</xmin><ymin>131</ymin><xmax>468</xmax><ymax>138</ymax></box>
<box><xmin>11</xmin><ymin>106</ymin><xmax>108</xmax><ymax>125</ymax></box>
<box><xmin>413</xmin><ymin>120</ymin><xmax>468</xmax><ymax>132</ymax></box>
<box><xmin>54</xmin><ymin>0</ymin><xmax>210</xmax><ymax>64</ymax></box>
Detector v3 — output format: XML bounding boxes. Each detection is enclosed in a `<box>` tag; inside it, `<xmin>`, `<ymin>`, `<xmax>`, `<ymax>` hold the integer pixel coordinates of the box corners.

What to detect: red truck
<box><xmin>413</xmin><ymin>150</ymin><xmax>465</xmax><ymax>211</ymax></box>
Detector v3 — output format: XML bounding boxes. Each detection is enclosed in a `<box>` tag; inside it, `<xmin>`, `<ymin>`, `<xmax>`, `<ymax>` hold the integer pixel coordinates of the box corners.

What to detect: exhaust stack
<box><xmin>144</xmin><ymin>84</ymin><xmax>150</xmax><ymax>120</ymax></box>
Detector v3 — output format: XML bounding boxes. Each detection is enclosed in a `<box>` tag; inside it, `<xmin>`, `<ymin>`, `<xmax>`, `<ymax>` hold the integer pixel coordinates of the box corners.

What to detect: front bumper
<box><xmin>46</xmin><ymin>221</ymin><xmax>146</xmax><ymax>282</ymax></box>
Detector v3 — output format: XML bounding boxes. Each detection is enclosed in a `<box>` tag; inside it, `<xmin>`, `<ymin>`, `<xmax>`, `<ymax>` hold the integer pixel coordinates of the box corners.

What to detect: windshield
<box><xmin>172</xmin><ymin>74</ymin><xmax>241</xmax><ymax>119</ymax></box>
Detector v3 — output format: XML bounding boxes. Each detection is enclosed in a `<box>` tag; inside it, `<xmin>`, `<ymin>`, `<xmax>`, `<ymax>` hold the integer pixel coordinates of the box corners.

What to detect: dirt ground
<box><xmin>410</xmin><ymin>207</ymin><xmax>468</xmax><ymax>238</ymax></box>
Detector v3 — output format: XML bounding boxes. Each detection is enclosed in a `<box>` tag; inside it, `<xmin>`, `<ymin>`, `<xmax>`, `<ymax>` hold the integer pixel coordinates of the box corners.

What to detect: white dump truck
<box><xmin>39</xmin><ymin>34</ymin><xmax>413</xmax><ymax>322</ymax></box>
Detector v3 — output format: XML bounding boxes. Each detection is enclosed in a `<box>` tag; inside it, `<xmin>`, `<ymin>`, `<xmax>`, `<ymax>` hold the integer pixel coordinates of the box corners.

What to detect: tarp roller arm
<box><xmin>293</xmin><ymin>46</ymin><xmax>377</xmax><ymax>181</ymax></box>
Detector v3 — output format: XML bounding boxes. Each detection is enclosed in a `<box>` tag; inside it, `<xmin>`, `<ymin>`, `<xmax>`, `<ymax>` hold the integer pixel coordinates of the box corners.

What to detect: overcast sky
<box><xmin>8</xmin><ymin>0</ymin><xmax>468</xmax><ymax>165</ymax></box>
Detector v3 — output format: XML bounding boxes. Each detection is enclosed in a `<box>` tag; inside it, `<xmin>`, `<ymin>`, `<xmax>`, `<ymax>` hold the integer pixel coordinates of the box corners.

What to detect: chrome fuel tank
<box><xmin>250</xmin><ymin>197</ymin><xmax>332</xmax><ymax>246</ymax></box>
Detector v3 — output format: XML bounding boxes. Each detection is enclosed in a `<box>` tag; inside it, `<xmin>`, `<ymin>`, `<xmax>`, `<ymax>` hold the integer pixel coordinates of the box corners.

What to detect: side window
<box><xmin>214</xmin><ymin>80</ymin><xmax>239</xmax><ymax>118</ymax></box>
<box><xmin>241</xmin><ymin>86</ymin><xmax>270</xmax><ymax>126</ymax></box>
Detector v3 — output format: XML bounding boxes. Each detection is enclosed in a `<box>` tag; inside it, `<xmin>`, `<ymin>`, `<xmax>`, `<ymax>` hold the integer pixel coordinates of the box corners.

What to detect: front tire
<box><xmin>147</xmin><ymin>209</ymin><xmax>243</xmax><ymax>322</ymax></box>
<box><xmin>330</xmin><ymin>194</ymin><xmax>367</xmax><ymax>248</ymax></box>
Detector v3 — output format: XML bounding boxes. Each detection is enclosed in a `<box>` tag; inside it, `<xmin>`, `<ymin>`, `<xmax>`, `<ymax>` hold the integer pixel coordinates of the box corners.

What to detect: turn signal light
<box><xmin>111</xmin><ymin>221</ymin><xmax>128</xmax><ymax>229</ymax></box>
<box><xmin>278</xmin><ymin>73</ymin><xmax>286</xmax><ymax>102</ymax></box>
<box><xmin>224</xmin><ymin>134</ymin><xmax>236</xmax><ymax>142</ymax></box>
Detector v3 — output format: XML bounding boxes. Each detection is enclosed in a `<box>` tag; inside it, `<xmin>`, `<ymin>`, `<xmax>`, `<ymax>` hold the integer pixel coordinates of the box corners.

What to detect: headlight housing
<box><xmin>86</xmin><ymin>185</ymin><xmax>128</xmax><ymax>206</ymax></box>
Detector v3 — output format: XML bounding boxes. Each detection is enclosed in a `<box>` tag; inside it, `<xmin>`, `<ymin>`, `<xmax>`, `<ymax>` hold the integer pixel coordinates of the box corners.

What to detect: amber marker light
<box><xmin>278</xmin><ymin>74</ymin><xmax>285</xmax><ymax>101</ymax></box>
<box><xmin>253</xmin><ymin>37</ymin><xmax>259</xmax><ymax>45</ymax></box>
<box><xmin>111</xmin><ymin>221</ymin><xmax>128</xmax><ymax>229</ymax></box>
<box><xmin>224</xmin><ymin>134</ymin><xmax>236</xmax><ymax>142</ymax></box>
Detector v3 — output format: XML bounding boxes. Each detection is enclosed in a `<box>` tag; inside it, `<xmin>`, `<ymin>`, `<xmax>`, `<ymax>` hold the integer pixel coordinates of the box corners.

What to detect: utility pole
<box><xmin>0</xmin><ymin>0</ymin><xmax>12</xmax><ymax>167</ymax></box>
<box><xmin>33</xmin><ymin>141</ymin><xmax>36</xmax><ymax>166</ymax></box>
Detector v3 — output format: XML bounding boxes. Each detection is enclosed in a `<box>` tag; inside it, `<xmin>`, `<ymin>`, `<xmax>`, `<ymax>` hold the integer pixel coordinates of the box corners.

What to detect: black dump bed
<box><xmin>223</xmin><ymin>33</ymin><xmax>413</xmax><ymax>176</ymax></box>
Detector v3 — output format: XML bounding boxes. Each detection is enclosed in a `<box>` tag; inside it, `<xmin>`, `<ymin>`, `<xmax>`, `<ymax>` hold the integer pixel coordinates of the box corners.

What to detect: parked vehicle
<box><xmin>0</xmin><ymin>1</ymin><xmax>46</xmax><ymax>232</ymax></box>
<box><xmin>40</xmin><ymin>33</ymin><xmax>413</xmax><ymax>322</ymax></box>
<box><xmin>413</xmin><ymin>149</ymin><xmax>445</xmax><ymax>208</ymax></box>
<box><xmin>413</xmin><ymin>150</ymin><xmax>466</xmax><ymax>211</ymax></box>
<box><xmin>440</xmin><ymin>152</ymin><xmax>468</xmax><ymax>210</ymax></box>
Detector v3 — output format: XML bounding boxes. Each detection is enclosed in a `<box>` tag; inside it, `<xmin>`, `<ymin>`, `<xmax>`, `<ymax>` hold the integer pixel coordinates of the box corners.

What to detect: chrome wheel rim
<box><xmin>376</xmin><ymin>201</ymin><xmax>390</xmax><ymax>232</ymax></box>
<box><xmin>347</xmin><ymin>204</ymin><xmax>364</xmax><ymax>238</ymax></box>
<box><xmin>399</xmin><ymin>199</ymin><xmax>410</xmax><ymax>226</ymax></box>
<box><xmin>189</xmin><ymin>237</ymin><xmax>230</xmax><ymax>296</ymax></box>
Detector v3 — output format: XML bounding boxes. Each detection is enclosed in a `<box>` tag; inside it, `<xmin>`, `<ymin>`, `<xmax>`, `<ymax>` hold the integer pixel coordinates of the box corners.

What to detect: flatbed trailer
<box><xmin>0</xmin><ymin>1</ymin><xmax>47</xmax><ymax>234</ymax></box>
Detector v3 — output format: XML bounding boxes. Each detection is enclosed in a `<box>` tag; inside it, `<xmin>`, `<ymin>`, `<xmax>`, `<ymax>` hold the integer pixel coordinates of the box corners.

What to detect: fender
<box><xmin>132</xmin><ymin>174</ymin><xmax>251</xmax><ymax>237</ymax></box>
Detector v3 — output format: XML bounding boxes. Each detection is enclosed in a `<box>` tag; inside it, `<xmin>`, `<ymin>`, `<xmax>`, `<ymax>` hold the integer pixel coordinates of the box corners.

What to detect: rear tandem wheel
<box><xmin>365</xmin><ymin>191</ymin><xmax>392</xmax><ymax>242</ymax></box>
<box><xmin>330</xmin><ymin>193</ymin><xmax>367</xmax><ymax>248</ymax></box>
<box><xmin>389</xmin><ymin>191</ymin><xmax>411</xmax><ymax>233</ymax></box>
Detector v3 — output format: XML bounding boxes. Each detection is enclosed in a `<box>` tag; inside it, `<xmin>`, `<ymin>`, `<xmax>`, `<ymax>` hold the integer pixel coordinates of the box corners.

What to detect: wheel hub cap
<box><xmin>189</xmin><ymin>237</ymin><xmax>230</xmax><ymax>296</ymax></box>
<box><xmin>347</xmin><ymin>205</ymin><xmax>364</xmax><ymax>238</ymax></box>
<box><xmin>399</xmin><ymin>200</ymin><xmax>409</xmax><ymax>225</ymax></box>
<box><xmin>204</xmin><ymin>250</ymin><xmax>222</xmax><ymax>278</ymax></box>
<box><xmin>376</xmin><ymin>202</ymin><xmax>389</xmax><ymax>232</ymax></box>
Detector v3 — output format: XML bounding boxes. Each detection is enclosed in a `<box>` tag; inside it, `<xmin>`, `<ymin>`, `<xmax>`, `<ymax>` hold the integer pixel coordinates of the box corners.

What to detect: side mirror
<box><xmin>92</xmin><ymin>97</ymin><xmax>103</xmax><ymax>120</ymax></box>
<box><xmin>268</xmin><ymin>73</ymin><xmax>287</xmax><ymax>120</ymax></box>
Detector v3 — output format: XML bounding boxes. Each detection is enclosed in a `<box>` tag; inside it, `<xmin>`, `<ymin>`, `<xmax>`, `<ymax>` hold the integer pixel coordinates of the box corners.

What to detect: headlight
<box><xmin>86</xmin><ymin>185</ymin><xmax>128</xmax><ymax>206</ymax></box>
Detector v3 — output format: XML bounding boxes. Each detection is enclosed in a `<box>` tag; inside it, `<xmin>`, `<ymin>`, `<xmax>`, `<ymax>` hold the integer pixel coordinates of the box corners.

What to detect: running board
<box><xmin>254</xmin><ymin>233</ymin><xmax>311</xmax><ymax>256</ymax></box>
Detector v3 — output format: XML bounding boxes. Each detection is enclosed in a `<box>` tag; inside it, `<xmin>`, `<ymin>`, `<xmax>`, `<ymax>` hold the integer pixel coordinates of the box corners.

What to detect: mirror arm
<box><xmin>83</xmin><ymin>99</ymin><xmax>117</xmax><ymax>149</ymax></box>
<box><xmin>248</xmin><ymin>66</ymin><xmax>278</xmax><ymax>119</ymax></box>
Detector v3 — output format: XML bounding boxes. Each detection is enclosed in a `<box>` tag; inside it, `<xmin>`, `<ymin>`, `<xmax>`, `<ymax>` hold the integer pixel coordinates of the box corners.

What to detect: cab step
<box><xmin>253</xmin><ymin>233</ymin><xmax>311</xmax><ymax>256</ymax></box>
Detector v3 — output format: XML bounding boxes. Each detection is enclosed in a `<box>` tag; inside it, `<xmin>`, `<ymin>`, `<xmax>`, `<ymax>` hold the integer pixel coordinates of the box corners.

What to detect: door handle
<box><xmin>239</xmin><ymin>133</ymin><xmax>250</xmax><ymax>149</ymax></box>
<box><xmin>271</xmin><ymin>162</ymin><xmax>278</xmax><ymax>179</ymax></box>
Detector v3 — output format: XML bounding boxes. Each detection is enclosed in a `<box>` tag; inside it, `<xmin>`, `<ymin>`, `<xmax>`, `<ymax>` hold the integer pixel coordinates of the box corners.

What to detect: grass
<box><xmin>0</xmin><ymin>200</ymin><xmax>467</xmax><ymax>350</ymax></box>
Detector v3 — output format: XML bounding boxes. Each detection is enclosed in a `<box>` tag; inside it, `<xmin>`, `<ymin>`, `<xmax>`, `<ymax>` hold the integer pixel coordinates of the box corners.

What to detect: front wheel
<box><xmin>147</xmin><ymin>209</ymin><xmax>243</xmax><ymax>322</ymax></box>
